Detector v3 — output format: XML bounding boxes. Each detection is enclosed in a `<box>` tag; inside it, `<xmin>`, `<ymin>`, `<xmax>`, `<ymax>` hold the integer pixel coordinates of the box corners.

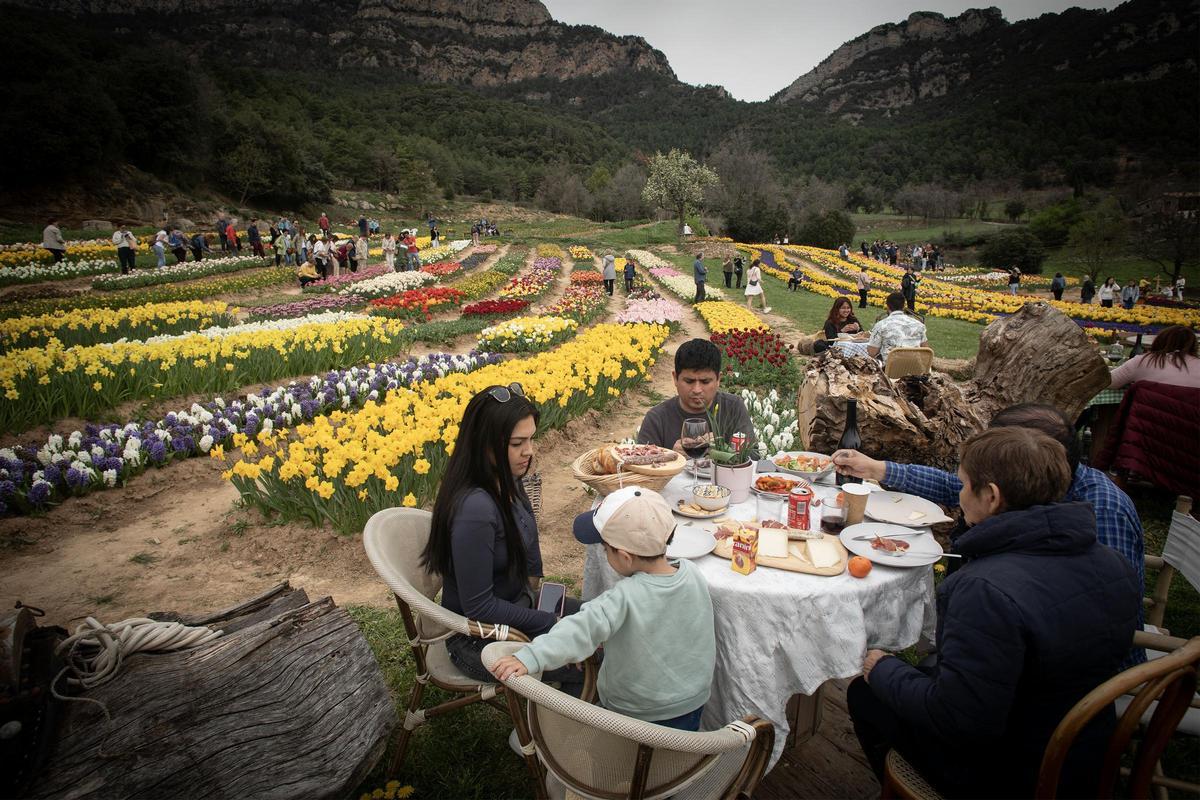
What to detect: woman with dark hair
<box><xmin>422</xmin><ymin>383</ymin><xmax>580</xmax><ymax>684</ymax></box>
<box><xmin>823</xmin><ymin>297</ymin><xmax>863</xmax><ymax>341</ymax></box>
<box><xmin>1110</xmin><ymin>325</ymin><xmax>1200</xmax><ymax>389</ymax></box>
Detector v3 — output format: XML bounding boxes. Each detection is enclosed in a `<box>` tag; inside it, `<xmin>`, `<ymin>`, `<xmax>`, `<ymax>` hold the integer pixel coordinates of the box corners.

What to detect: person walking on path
<box><xmin>623</xmin><ymin>257</ymin><xmax>636</xmax><ymax>293</ymax></box>
<box><xmin>224</xmin><ymin>221</ymin><xmax>240</xmax><ymax>253</ymax></box>
<box><xmin>248</xmin><ymin>220</ymin><xmax>266</xmax><ymax>260</ymax></box>
<box><xmin>856</xmin><ymin>265</ymin><xmax>872</xmax><ymax>308</ymax></box>
<box><xmin>42</xmin><ymin>219</ymin><xmax>66</xmax><ymax>263</ymax></box>
<box><xmin>318</xmin><ymin>212</ymin><xmax>330</xmax><ymax>238</ymax></box>
<box><xmin>152</xmin><ymin>231</ymin><xmax>167</xmax><ymax>268</ymax></box>
<box><xmin>602</xmin><ymin>251</ymin><xmax>617</xmax><ymax>296</ymax></box>
<box><xmin>382</xmin><ymin>231</ymin><xmax>397</xmax><ymax>271</ymax></box>
<box><xmin>1098</xmin><ymin>277</ymin><xmax>1120</xmax><ymax>308</ymax></box>
<box><xmin>216</xmin><ymin>216</ymin><xmax>229</xmax><ymax>252</ymax></box>
<box><xmin>113</xmin><ymin>225</ymin><xmax>138</xmax><ymax>274</ymax></box>
<box><xmin>1008</xmin><ymin>266</ymin><xmax>1021</xmax><ymax>296</ymax></box>
<box><xmin>1050</xmin><ymin>272</ymin><xmax>1066</xmax><ymax>301</ymax></box>
<box><xmin>430</xmin><ymin>224</ymin><xmax>440</xmax><ymax>247</ymax></box>
<box><xmin>722</xmin><ymin>256</ymin><xmax>734</xmax><ymax>288</ymax></box>
<box><xmin>733</xmin><ymin>255</ymin><xmax>744</xmax><ymax>289</ymax></box>
<box><xmin>744</xmin><ymin>259</ymin><xmax>770</xmax><ymax>313</ymax></box>
<box><xmin>692</xmin><ymin>252</ymin><xmax>707</xmax><ymax>303</ymax></box>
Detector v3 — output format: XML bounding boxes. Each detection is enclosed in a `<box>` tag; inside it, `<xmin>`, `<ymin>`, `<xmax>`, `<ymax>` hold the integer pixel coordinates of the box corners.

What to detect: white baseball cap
<box><xmin>572</xmin><ymin>486</ymin><xmax>676</xmax><ymax>557</ymax></box>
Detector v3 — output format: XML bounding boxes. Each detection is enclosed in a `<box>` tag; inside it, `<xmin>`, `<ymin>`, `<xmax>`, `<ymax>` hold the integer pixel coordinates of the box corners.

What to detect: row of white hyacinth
<box><xmin>337</xmin><ymin>269</ymin><xmax>437</xmax><ymax>299</ymax></box>
<box><xmin>740</xmin><ymin>387</ymin><xmax>798</xmax><ymax>454</ymax></box>
<box><xmin>0</xmin><ymin>258</ymin><xmax>120</xmax><ymax>286</ymax></box>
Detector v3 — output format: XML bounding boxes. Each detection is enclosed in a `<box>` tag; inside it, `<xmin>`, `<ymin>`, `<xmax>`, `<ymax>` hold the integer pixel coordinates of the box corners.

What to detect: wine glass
<box><xmin>681</xmin><ymin>417</ymin><xmax>711</xmax><ymax>492</ymax></box>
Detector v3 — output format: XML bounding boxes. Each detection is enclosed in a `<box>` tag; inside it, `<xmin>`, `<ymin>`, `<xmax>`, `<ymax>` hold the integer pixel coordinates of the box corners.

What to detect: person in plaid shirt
<box><xmin>834</xmin><ymin>403</ymin><xmax>1145</xmax><ymax>666</ymax></box>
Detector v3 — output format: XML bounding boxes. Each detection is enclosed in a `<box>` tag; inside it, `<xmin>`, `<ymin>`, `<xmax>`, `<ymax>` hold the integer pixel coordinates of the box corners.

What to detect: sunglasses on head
<box><xmin>487</xmin><ymin>382</ymin><xmax>526</xmax><ymax>403</ymax></box>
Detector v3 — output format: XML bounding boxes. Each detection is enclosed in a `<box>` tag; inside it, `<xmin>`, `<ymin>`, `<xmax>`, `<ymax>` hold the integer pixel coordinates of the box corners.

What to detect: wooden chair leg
<box><xmin>387</xmin><ymin>679</ymin><xmax>427</xmax><ymax>776</ymax></box>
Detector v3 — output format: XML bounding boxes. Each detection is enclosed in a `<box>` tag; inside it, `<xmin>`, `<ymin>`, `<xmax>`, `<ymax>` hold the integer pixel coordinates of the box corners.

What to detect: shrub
<box><xmin>796</xmin><ymin>210</ymin><xmax>856</xmax><ymax>250</ymax></box>
<box><xmin>979</xmin><ymin>229</ymin><xmax>1047</xmax><ymax>274</ymax></box>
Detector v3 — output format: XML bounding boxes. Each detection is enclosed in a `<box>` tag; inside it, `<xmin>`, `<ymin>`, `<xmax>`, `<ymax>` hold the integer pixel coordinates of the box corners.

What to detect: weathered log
<box><xmin>799</xmin><ymin>303</ymin><xmax>1110</xmax><ymax>468</ymax></box>
<box><xmin>27</xmin><ymin>588</ymin><xmax>396</xmax><ymax>800</ymax></box>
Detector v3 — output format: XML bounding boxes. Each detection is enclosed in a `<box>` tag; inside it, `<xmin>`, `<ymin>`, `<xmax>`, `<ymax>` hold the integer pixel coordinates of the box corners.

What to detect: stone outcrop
<box><xmin>5</xmin><ymin>0</ymin><xmax>676</xmax><ymax>87</ymax></box>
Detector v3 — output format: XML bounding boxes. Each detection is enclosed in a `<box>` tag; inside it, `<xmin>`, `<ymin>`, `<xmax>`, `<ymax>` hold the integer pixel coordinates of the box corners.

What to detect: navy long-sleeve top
<box><xmin>440</xmin><ymin>487</ymin><xmax>556</xmax><ymax>637</ymax></box>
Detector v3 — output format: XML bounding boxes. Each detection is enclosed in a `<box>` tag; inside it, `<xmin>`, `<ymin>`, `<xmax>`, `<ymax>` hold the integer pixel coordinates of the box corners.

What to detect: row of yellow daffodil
<box><xmin>477</xmin><ymin>315</ymin><xmax>579</xmax><ymax>353</ymax></box>
<box><xmin>0</xmin><ymin>301</ymin><xmax>236</xmax><ymax>352</ymax></box>
<box><xmin>793</xmin><ymin>246</ymin><xmax>1200</xmax><ymax>328</ymax></box>
<box><xmin>694</xmin><ymin>301</ymin><xmax>769</xmax><ymax>334</ymax></box>
<box><xmin>2</xmin><ymin>267</ymin><xmax>295</xmax><ymax>321</ymax></box>
<box><xmin>224</xmin><ymin>322</ymin><xmax>671</xmax><ymax>533</ymax></box>
<box><xmin>569</xmin><ymin>245</ymin><xmax>594</xmax><ymax>259</ymax></box>
<box><xmin>0</xmin><ymin>316</ymin><xmax>406</xmax><ymax>435</ymax></box>
<box><xmin>536</xmin><ymin>243</ymin><xmax>566</xmax><ymax>259</ymax></box>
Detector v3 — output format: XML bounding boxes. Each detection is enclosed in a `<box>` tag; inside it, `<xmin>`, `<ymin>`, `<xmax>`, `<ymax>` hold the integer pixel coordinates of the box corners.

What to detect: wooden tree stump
<box><xmin>27</xmin><ymin>584</ymin><xmax>396</xmax><ymax>800</ymax></box>
<box><xmin>799</xmin><ymin>303</ymin><xmax>1110</xmax><ymax>468</ymax></box>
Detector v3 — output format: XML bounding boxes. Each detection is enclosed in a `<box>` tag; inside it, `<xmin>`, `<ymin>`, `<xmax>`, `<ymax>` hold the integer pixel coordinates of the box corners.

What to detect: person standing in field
<box><xmin>113</xmin><ymin>224</ymin><xmax>138</xmax><ymax>274</ymax></box>
<box><xmin>42</xmin><ymin>218</ymin><xmax>66</xmax><ymax>263</ymax></box>
<box><xmin>693</xmin><ymin>251</ymin><xmax>707</xmax><ymax>303</ymax></box>
<box><xmin>382</xmin><ymin>231</ymin><xmax>397</xmax><ymax>271</ymax></box>
<box><xmin>856</xmin><ymin>265</ymin><xmax>872</xmax><ymax>308</ymax></box>
<box><xmin>744</xmin><ymin>259</ymin><xmax>770</xmax><ymax>313</ymax></box>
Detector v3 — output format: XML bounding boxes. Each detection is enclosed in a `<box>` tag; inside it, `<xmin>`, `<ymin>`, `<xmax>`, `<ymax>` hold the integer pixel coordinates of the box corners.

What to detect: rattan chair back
<box><xmin>482</xmin><ymin>641</ymin><xmax>774</xmax><ymax>800</ymax></box>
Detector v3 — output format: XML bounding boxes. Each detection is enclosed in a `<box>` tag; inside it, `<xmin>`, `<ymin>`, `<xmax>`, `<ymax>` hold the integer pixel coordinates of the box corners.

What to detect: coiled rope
<box><xmin>51</xmin><ymin>616</ymin><xmax>222</xmax><ymax>756</ymax></box>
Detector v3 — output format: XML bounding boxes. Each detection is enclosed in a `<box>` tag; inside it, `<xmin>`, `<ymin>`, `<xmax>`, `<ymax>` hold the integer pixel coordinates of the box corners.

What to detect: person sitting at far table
<box><xmin>1109</xmin><ymin>325</ymin><xmax>1200</xmax><ymax>390</ymax></box>
<box><xmin>833</xmin><ymin>402</ymin><xmax>1146</xmax><ymax>667</ymax></box>
<box><xmin>848</xmin><ymin>427</ymin><xmax>1139</xmax><ymax>799</ymax></box>
<box><xmin>865</xmin><ymin>292</ymin><xmax>928</xmax><ymax>361</ymax></box>
<box><xmin>637</xmin><ymin>338</ymin><xmax>758</xmax><ymax>457</ymax></box>
<box><xmin>489</xmin><ymin>487</ymin><xmax>716</xmax><ymax>730</ymax></box>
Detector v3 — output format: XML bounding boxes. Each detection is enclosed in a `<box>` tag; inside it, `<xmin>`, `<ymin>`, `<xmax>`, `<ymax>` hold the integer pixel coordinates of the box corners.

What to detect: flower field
<box><xmin>0</xmin><ymin>352</ymin><xmax>499</xmax><ymax>515</ymax></box>
<box><xmin>461</xmin><ymin>298</ymin><xmax>530</xmax><ymax>317</ymax></box>
<box><xmin>225</xmin><ymin>322</ymin><xmax>670</xmax><ymax>532</ymax></box>
<box><xmin>569</xmin><ymin>245</ymin><xmax>593</xmax><ymax>259</ymax></box>
<box><xmin>477</xmin><ymin>315</ymin><xmax>578</xmax><ymax>352</ymax></box>
<box><xmin>92</xmin><ymin>255</ymin><xmax>263</xmax><ymax>290</ymax></box>
<box><xmin>570</xmin><ymin>270</ymin><xmax>603</xmax><ymax>284</ymax></box>
<box><xmin>368</xmin><ymin>287</ymin><xmax>466</xmax><ymax>321</ymax></box>
<box><xmin>420</xmin><ymin>261</ymin><xmax>462</xmax><ymax>278</ymax></box>
<box><xmin>628</xmin><ymin>249</ymin><xmax>727</xmax><ymax>302</ymax></box>
<box><xmin>544</xmin><ymin>284</ymin><xmax>609</xmax><ymax>324</ymax></box>
<box><xmin>499</xmin><ymin>257</ymin><xmax>561</xmax><ymax>300</ymax></box>
<box><xmin>244</xmin><ymin>295</ymin><xmax>364</xmax><ymax>321</ymax></box>
<box><xmin>694</xmin><ymin>301</ymin><xmax>768</xmax><ymax>333</ymax></box>
<box><xmin>0</xmin><ymin>316</ymin><xmax>407</xmax><ymax>434</ymax></box>
<box><xmin>0</xmin><ymin>258</ymin><xmax>121</xmax><ymax>286</ymax></box>
<box><xmin>0</xmin><ymin>301</ymin><xmax>236</xmax><ymax>350</ymax></box>
<box><xmin>337</xmin><ymin>270</ymin><xmax>437</xmax><ymax>299</ymax></box>
<box><xmin>301</xmin><ymin>264</ymin><xmax>393</xmax><ymax>294</ymax></box>
<box><xmin>615</xmin><ymin>298</ymin><xmax>686</xmax><ymax>329</ymax></box>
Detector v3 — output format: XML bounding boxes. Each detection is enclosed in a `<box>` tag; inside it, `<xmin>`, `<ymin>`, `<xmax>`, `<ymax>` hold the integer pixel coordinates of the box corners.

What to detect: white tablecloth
<box><xmin>582</xmin><ymin>470</ymin><xmax>936</xmax><ymax>769</ymax></box>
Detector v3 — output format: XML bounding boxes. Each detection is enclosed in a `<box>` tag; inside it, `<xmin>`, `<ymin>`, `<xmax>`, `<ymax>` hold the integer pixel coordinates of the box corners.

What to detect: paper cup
<box><xmin>843</xmin><ymin>483</ymin><xmax>872</xmax><ymax>525</ymax></box>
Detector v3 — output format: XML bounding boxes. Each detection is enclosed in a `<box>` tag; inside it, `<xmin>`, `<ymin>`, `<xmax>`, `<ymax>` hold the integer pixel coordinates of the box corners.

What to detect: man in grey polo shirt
<box><xmin>637</xmin><ymin>339</ymin><xmax>757</xmax><ymax>456</ymax></box>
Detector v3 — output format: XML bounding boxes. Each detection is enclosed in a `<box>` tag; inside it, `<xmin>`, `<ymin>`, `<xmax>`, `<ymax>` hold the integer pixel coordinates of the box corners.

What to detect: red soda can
<box><xmin>788</xmin><ymin>484</ymin><xmax>813</xmax><ymax>530</ymax></box>
<box><xmin>730</xmin><ymin>432</ymin><xmax>747</xmax><ymax>453</ymax></box>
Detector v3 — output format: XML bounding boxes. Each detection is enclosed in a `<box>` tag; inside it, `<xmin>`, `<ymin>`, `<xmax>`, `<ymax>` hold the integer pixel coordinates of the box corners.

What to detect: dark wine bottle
<box><xmin>836</xmin><ymin>398</ymin><xmax>862</xmax><ymax>486</ymax></box>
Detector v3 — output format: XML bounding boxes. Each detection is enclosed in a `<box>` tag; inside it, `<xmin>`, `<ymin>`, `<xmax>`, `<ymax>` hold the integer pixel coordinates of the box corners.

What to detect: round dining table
<box><xmin>581</xmin><ymin>467</ymin><xmax>937</xmax><ymax>770</ymax></box>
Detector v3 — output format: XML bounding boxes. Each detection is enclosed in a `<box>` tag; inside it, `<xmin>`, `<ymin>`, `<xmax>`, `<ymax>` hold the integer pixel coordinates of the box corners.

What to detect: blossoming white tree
<box><xmin>642</xmin><ymin>149</ymin><xmax>719</xmax><ymax>237</ymax></box>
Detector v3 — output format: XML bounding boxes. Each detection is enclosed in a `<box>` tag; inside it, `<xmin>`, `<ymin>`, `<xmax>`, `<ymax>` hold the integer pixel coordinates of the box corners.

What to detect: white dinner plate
<box><xmin>864</xmin><ymin>491</ymin><xmax>954</xmax><ymax>527</ymax></box>
<box><xmin>673</xmin><ymin>500</ymin><xmax>727</xmax><ymax>520</ymax></box>
<box><xmin>769</xmin><ymin>451</ymin><xmax>834</xmax><ymax>480</ymax></box>
<box><xmin>839</xmin><ymin>522</ymin><xmax>943</xmax><ymax>567</ymax></box>
<box><xmin>666</xmin><ymin>525</ymin><xmax>717</xmax><ymax>559</ymax></box>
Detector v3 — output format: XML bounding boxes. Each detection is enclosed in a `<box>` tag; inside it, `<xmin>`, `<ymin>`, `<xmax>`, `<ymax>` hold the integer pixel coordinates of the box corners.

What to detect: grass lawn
<box><xmin>850</xmin><ymin>212</ymin><xmax>1014</xmax><ymax>245</ymax></box>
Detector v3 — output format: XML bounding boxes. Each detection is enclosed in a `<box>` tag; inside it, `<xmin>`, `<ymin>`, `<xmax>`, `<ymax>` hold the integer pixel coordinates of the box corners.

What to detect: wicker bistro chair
<box><xmin>363</xmin><ymin>507</ymin><xmax>533</xmax><ymax>776</ymax></box>
<box><xmin>881</xmin><ymin>636</ymin><xmax>1200</xmax><ymax>800</ymax></box>
<box><xmin>481</xmin><ymin>641</ymin><xmax>775</xmax><ymax>800</ymax></box>
<box><xmin>883</xmin><ymin>347</ymin><xmax>934</xmax><ymax>379</ymax></box>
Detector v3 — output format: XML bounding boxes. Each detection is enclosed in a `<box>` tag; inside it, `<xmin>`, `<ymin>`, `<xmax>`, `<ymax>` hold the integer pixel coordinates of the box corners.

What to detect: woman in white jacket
<box><xmin>1097</xmin><ymin>277</ymin><xmax>1120</xmax><ymax>308</ymax></box>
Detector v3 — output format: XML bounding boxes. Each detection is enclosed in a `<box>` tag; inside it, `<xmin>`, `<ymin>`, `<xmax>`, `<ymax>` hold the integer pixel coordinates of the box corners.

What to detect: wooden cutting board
<box><xmin>711</xmin><ymin>534</ymin><xmax>848</xmax><ymax>576</ymax></box>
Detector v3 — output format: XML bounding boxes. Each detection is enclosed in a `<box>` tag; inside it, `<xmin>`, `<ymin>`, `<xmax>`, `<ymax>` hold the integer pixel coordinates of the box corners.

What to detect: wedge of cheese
<box><xmin>807</xmin><ymin>538</ymin><xmax>840</xmax><ymax>569</ymax></box>
<box><xmin>788</xmin><ymin>542</ymin><xmax>811</xmax><ymax>564</ymax></box>
<box><xmin>759</xmin><ymin>528</ymin><xmax>789</xmax><ymax>559</ymax></box>
<box><xmin>907</xmin><ymin>510</ymin><xmax>927</xmax><ymax>521</ymax></box>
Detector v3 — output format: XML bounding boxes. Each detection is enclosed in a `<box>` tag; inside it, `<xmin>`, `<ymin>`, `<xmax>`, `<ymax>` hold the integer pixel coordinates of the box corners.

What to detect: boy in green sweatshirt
<box><xmin>488</xmin><ymin>486</ymin><xmax>716</xmax><ymax>730</ymax></box>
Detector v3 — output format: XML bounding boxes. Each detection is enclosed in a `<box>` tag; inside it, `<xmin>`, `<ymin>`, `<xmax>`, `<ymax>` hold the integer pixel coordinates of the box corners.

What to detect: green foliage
<box><xmin>1028</xmin><ymin>199</ymin><xmax>1084</xmax><ymax>248</ymax></box>
<box><xmin>1004</xmin><ymin>199</ymin><xmax>1026</xmax><ymax>222</ymax></box>
<box><xmin>1067</xmin><ymin>198</ymin><xmax>1128</xmax><ymax>281</ymax></box>
<box><xmin>979</xmin><ymin>229</ymin><xmax>1047</xmax><ymax>274</ymax></box>
<box><xmin>796</xmin><ymin>210</ymin><xmax>856</xmax><ymax>249</ymax></box>
<box><xmin>723</xmin><ymin>197</ymin><xmax>790</xmax><ymax>244</ymax></box>
<box><xmin>642</xmin><ymin>150</ymin><xmax>719</xmax><ymax>234</ymax></box>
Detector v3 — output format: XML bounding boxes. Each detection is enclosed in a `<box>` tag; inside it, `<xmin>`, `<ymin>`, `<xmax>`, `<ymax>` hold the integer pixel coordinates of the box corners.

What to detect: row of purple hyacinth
<box><xmin>0</xmin><ymin>351</ymin><xmax>502</xmax><ymax>516</ymax></box>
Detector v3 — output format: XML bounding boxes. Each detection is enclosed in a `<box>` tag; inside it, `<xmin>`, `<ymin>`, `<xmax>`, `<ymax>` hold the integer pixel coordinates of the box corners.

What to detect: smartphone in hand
<box><xmin>536</xmin><ymin>582</ymin><xmax>567</xmax><ymax>618</ymax></box>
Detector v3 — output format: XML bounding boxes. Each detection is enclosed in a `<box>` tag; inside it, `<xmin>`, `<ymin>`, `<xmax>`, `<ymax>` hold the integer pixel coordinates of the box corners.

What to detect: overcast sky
<box><xmin>542</xmin><ymin>1</ymin><xmax>1118</xmax><ymax>101</ymax></box>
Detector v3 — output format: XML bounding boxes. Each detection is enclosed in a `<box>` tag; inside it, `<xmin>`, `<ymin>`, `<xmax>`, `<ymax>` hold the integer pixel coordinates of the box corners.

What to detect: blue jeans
<box><xmin>651</xmin><ymin>705</ymin><xmax>704</xmax><ymax>731</ymax></box>
<box><xmin>407</xmin><ymin>252</ymin><xmax>420</xmax><ymax>271</ymax></box>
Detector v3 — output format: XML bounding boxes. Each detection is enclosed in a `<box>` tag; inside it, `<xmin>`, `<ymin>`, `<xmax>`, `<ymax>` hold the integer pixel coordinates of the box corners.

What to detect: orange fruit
<box><xmin>849</xmin><ymin>556</ymin><xmax>872</xmax><ymax>578</ymax></box>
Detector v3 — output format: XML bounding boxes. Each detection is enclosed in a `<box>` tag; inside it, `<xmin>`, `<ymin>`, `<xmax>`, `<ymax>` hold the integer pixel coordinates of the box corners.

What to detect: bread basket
<box><xmin>571</xmin><ymin>447</ymin><xmax>682</xmax><ymax>496</ymax></box>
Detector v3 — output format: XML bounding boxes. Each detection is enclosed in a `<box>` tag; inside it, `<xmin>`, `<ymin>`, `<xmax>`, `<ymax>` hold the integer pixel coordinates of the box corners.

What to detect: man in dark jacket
<box><xmin>848</xmin><ymin>427</ymin><xmax>1140</xmax><ymax>799</ymax></box>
